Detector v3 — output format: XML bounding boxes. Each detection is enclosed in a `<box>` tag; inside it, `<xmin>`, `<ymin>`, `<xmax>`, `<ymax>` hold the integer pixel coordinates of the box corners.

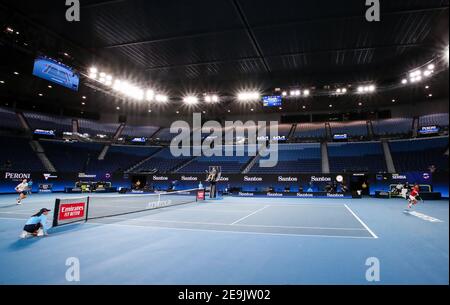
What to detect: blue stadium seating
<box><xmin>152</xmin><ymin>128</ymin><xmax>182</xmax><ymax>142</ymax></box>
<box><xmin>88</xmin><ymin>145</ymin><xmax>162</xmax><ymax>173</ymax></box>
<box><xmin>78</xmin><ymin>119</ymin><xmax>119</xmax><ymax>137</ymax></box>
<box><xmin>121</xmin><ymin>125</ymin><xmax>160</xmax><ymax>138</ymax></box>
<box><xmin>419</xmin><ymin>113</ymin><xmax>449</xmax><ymax>128</ymax></box>
<box><xmin>0</xmin><ymin>136</ymin><xmax>44</xmax><ymax>171</ymax></box>
<box><xmin>330</xmin><ymin>121</ymin><xmax>368</xmax><ymax>137</ymax></box>
<box><xmin>390</xmin><ymin>137</ymin><xmax>449</xmax><ymax>172</ymax></box>
<box><xmin>177</xmin><ymin>146</ymin><xmax>252</xmax><ymax>174</ymax></box>
<box><xmin>328</xmin><ymin>142</ymin><xmax>387</xmax><ymax>173</ymax></box>
<box><xmin>294</xmin><ymin>123</ymin><xmax>326</xmax><ymax>139</ymax></box>
<box><xmin>373</xmin><ymin>118</ymin><xmax>413</xmax><ymax>136</ymax></box>
<box><xmin>0</xmin><ymin>108</ymin><xmax>21</xmax><ymax>131</ymax></box>
<box><xmin>133</xmin><ymin>147</ymin><xmax>193</xmax><ymax>173</ymax></box>
<box><xmin>250</xmin><ymin>144</ymin><xmax>322</xmax><ymax>173</ymax></box>
<box><xmin>24</xmin><ymin>112</ymin><xmax>72</xmax><ymax>134</ymax></box>
<box><xmin>40</xmin><ymin>140</ymin><xmax>104</xmax><ymax>173</ymax></box>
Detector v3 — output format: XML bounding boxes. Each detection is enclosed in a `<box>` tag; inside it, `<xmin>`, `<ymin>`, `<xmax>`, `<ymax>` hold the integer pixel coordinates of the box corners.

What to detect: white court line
<box><xmin>344</xmin><ymin>205</ymin><xmax>378</xmax><ymax>239</ymax></box>
<box><xmin>0</xmin><ymin>211</ymin><xmax>38</xmax><ymax>216</ymax></box>
<box><xmin>0</xmin><ymin>218</ymin><xmax>374</xmax><ymax>240</ymax></box>
<box><xmin>86</xmin><ymin>221</ymin><xmax>376</xmax><ymax>240</ymax></box>
<box><xmin>170</xmin><ymin>208</ymin><xmax>262</xmax><ymax>213</ymax></box>
<box><xmin>230</xmin><ymin>205</ymin><xmax>271</xmax><ymax>225</ymax></box>
<box><xmin>404</xmin><ymin>211</ymin><xmax>444</xmax><ymax>223</ymax></box>
<box><xmin>203</xmin><ymin>203</ymin><xmax>346</xmax><ymax>208</ymax></box>
<box><xmin>0</xmin><ymin>217</ymin><xmax>28</xmax><ymax>221</ymax></box>
<box><xmin>95</xmin><ymin>216</ymin><xmax>368</xmax><ymax>231</ymax></box>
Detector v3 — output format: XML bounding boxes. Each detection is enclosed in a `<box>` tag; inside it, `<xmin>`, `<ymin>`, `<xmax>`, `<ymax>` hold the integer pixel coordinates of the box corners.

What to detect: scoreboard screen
<box><xmin>33</xmin><ymin>56</ymin><xmax>80</xmax><ymax>91</ymax></box>
<box><xmin>262</xmin><ymin>96</ymin><xmax>282</xmax><ymax>107</ymax></box>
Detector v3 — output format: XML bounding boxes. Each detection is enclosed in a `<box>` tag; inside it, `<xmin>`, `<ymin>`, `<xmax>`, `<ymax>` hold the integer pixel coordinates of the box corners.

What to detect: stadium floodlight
<box><xmin>401</xmin><ymin>79</ymin><xmax>408</xmax><ymax>84</ymax></box>
<box><xmin>155</xmin><ymin>94</ymin><xmax>168</xmax><ymax>103</ymax></box>
<box><xmin>99</xmin><ymin>72</ymin><xmax>107</xmax><ymax>84</ymax></box>
<box><xmin>357</xmin><ymin>85</ymin><xmax>376</xmax><ymax>94</ymax></box>
<box><xmin>427</xmin><ymin>64</ymin><xmax>435</xmax><ymax>71</ymax></box>
<box><xmin>146</xmin><ymin>90</ymin><xmax>155</xmax><ymax>101</ymax></box>
<box><xmin>183</xmin><ymin>96</ymin><xmax>199</xmax><ymax>105</ymax></box>
<box><xmin>129</xmin><ymin>87</ymin><xmax>144</xmax><ymax>101</ymax></box>
<box><xmin>290</xmin><ymin>90</ymin><xmax>301</xmax><ymax>97</ymax></box>
<box><xmin>336</xmin><ymin>88</ymin><xmax>347</xmax><ymax>95</ymax></box>
<box><xmin>303</xmin><ymin>90</ymin><xmax>310</xmax><ymax>97</ymax></box>
<box><xmin>408</xmin><ymin>70</ymin><xmax>426</xmax><ymax>83</ymax></box>
<box><xmin>411</xmin><ymin>76</ymin><xmax>422</xmax><ymax>83</ymax></box>
<box><xmin>113</xmin><ymin>80</ymin><xmax>122</xmax><ymax>91</ymax></box>
<box><xmin>237</xmin><ymin>91</ymin><xmax>260</xmax><ymax>102</ymax></box>
<box><xmin>282</xmin><ymin>91</ymin><xmax>288</xmax><ymax>97</ymax></box>
<box><xmin>205</xmin><ymin>94</ymin><xmax>219</xmax><ymax>103</ymax></box>
<box><xmin>89</xmin><ymin>67</ymin><xmax>98</xmax><ymax>79</ymax></box>
<box><xmin>444</xmin><ymin>45</ymin><xmax>449</xmax><ymax>63</ymax></box>
<box><xmin>105</xmin><ymin>75</ymin><xmax>113</xmax><ymax>86</ymax></box>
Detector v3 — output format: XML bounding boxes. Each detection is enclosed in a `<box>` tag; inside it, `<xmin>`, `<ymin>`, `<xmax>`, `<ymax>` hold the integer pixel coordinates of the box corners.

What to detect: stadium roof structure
<box><xmin>0</xmin><ymin>0</ymin><xmax>448</xmax><ymax>117</ymax></box>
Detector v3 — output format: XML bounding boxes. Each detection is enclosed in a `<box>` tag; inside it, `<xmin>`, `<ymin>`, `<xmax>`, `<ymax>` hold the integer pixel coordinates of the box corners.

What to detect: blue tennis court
<box><xmin>0</xmin><ymin>194</ymin><xmax>447</xmax><ymax>285</ymax></box>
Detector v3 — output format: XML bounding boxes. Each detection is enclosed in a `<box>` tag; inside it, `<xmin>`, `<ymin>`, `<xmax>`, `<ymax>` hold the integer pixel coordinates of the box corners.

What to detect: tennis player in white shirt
<box><xmin>15</xmin><ymin>179</ymin><xmax>29</xmax><ymax>205</ymax></box>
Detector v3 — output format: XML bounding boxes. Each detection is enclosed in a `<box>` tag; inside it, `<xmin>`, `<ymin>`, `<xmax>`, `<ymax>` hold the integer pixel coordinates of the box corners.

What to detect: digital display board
<box><xmin>419</xmin><ymin>126</ymin><xmax>440</xmax><ymax>135</ymax></box>
<box><xmin>33</xmin><ymin>56</ymin><xmax>79</xmax><ymax>91</ymax></box>
<box><xmin>34</xmin><ymin>129</ymin><xmax>56</xmax><ymax>137</ymax></box>
<box><xmin>262</xmin><ymin>96</ymin><xmax>282</xmax><ymax>107</ymax></box>
<box><xmin>333</xmin><ymin>134</ymin><xmax>348</xmax><ymax>140</ymax></box>
<box><xmin>132</xmin><ymin>137</ymin><xmax>147</xmax><ymax>143</ymax></box>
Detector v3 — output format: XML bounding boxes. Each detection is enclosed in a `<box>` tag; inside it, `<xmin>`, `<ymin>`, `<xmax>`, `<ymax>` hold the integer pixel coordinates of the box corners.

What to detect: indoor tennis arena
<box><xmin>0</xmin><ymin>0</ymin><xmax>448</xmax><ymax>290</ymax></box>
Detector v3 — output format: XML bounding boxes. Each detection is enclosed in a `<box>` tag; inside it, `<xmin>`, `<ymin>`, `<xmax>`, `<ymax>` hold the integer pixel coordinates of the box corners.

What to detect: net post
<box><xmin>85</xmin><ymin>196</ymin><xmax>91</xmax><ymax>223</ymax></box>
<box><xmin>53</xmin><ymin>199</ymin><xmax>61</xmax><ymax>227</ymax></box>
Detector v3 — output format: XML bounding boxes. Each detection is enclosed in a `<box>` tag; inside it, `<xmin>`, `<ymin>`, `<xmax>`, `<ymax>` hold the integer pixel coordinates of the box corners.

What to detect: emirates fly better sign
<box><xmin>58</xmin><ymin>203</ymin><xmax>86</xmax><ymax>221</ymax></box>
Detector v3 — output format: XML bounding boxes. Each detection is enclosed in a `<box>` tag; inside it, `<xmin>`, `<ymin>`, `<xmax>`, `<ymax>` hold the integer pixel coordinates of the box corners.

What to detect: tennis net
<box><xmin>53</xmin><ymin>188</ymin><xmax>205</xmax><ymax>227</ymax></box>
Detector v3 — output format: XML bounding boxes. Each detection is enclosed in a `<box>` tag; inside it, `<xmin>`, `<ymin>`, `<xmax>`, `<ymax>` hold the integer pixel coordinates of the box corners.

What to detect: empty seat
<box><xmin>250</xmin><ymin>144</ymin><xmax>322</xmax><ymax>173</ymax></box>
<box><xmin>0</xmin><ymin>107</ymin><xmax>21</xmax><ymax>131</ymax></box>
<box><xmin>24</xmin><ymin>111</ymin><xmax>72</xmax><ymax>134</ymax></box>
<box><xmin>373</xmin><ymin>118</ymin><xmax>413</xmax><ymax>136</ymax></box>
<box><xmin>0</xmin><ymin>136</ymin><xmax>44</xmax><ymax>171</ymax></box>
<box><xmin>328</xmin><ymin>142</ymin><xmax>386</xmax><ymax>173</ymax></box>
<box><xmin>294</xmin><ymin>123</ymin><xmax>326</xmax><ymax>139</ymax></box>
<box><xmin>390</xmin><ymin>137</ymin><xmax>449</xmax><ymax>172</ymax></box>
